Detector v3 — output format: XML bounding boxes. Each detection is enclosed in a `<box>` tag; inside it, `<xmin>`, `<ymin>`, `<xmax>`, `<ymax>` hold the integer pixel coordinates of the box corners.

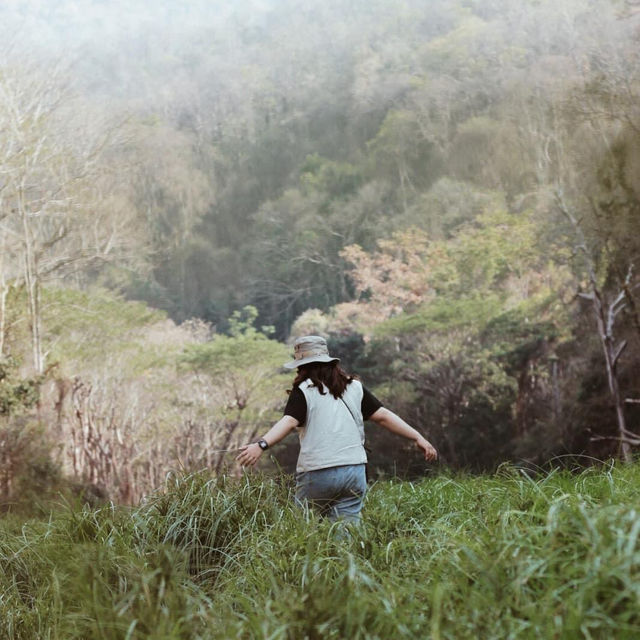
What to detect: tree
<box><xmin>333</xmin><ymin>228</ymin><xmax>437</xmax><ymax>335</ymax></box>
<box><xmin>557</xmin><ymin>194</ymin><xmax>640</xmax><ymax>461</ymax></box>
<box><xmin>0</xmin><ymin>356</ymin><xmax>43</xmax><ymax>499</ymax></box>
<box><xmin>179</xmin><ymin>307</ymin><xmax>289</xmax><ymax>473</ymax></box>
<box><xmin>0</xmin><ymin>57</ymin><xmax>143</xmax><ymax>372</ymax></box>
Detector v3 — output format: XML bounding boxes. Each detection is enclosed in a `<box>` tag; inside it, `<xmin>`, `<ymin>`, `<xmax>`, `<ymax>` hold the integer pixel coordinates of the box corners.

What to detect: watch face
<box><xmin>258</xmin><ymin>440</ymin><xmax>268</xmax><ymax>450</ymax></box>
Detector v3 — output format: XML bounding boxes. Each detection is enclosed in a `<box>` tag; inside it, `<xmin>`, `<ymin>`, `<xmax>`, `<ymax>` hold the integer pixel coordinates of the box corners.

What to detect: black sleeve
<box><xmin>283</xmin><ymin>387</ymin><xmax>307</xmax><ymax>424</ymax></box>
<box><xmin>361</xmin><ymin>385</ymin><xmax>383</xmax><ymax>420</ymax></box>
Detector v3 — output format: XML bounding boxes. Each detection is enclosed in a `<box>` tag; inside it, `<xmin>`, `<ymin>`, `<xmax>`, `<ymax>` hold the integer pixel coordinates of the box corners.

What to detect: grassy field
<box><xmin>1</xmin><ymin>461</ymin><xmax>640</xmax><ymax>639</ymax></box>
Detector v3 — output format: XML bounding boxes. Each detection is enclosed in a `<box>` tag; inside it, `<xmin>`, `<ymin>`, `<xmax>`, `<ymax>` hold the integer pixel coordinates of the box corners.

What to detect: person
<box><xmin>237</xmin><ymin>335</ymin><xmax>437</xmax><ymax>523</ymax></box>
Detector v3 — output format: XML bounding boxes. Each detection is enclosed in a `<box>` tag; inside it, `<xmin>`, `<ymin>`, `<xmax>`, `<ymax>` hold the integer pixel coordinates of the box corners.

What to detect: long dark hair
<box><xmin>289</xmin><ymin>361</ymin><xmax>357</xmax><ymax>399</ymax></box>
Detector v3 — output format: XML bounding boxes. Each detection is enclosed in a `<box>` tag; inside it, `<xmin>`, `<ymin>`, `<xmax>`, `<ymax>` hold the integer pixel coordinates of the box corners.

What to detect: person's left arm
<box><xmin>368</xmin><ymin>407</ymin><xmax>437</xmax><ymax>461</ymax></box>
<box><xmin>236</xmin><ymin>415</ymin><xmax>300</xmax><ymax>467</ymax></box>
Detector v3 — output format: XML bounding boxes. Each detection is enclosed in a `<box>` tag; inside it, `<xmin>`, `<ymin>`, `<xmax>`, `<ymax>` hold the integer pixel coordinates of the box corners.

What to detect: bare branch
<box><xmin>590</xmin><ymin>434</ymin><xmax>640</xmax><ymax>446</ymax></box>
<box><xmin>612</xmin><ymin>340</ymin><xmax>628</xmax><ymax>367</ymax></box>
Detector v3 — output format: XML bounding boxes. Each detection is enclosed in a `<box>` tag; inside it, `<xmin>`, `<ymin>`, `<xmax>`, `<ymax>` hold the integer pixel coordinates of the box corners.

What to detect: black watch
<box><xmin>257</xmin><ymin>438</ymin><xmax>269</xmax><ymax>451</ymax></box>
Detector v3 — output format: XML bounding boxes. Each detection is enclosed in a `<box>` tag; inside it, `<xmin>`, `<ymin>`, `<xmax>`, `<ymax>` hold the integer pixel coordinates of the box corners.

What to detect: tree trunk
<box><xmin>0</xmin><ymin>231</ymin><xmax>7</xmax><ymax>358</ymax></box>
<box><xmin>559</xmin><ymin>195</ymin><xmax>634</xmax><ymax>461</ymax></box>
<box><xmin>19</xmin><ymin>186</ymin><xmax>43</xmax><ymax>374</ymax></box>
<box><xmin>588</xmin><ymin>284</ymin><xmax>631</xmax><ymax>460</ymax></box>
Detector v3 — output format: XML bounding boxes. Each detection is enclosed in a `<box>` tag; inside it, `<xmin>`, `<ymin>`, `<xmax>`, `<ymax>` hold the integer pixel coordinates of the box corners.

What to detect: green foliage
<box><xmin>374</xmin><ymin>295</ymin><xmax>503</xmax><ymax>337</ymax></box>
<box><xmin>300</xmin><ymin>154</ymin><xmax>364</xmax><ymax>200</ymax></box>
<box><xmin>42</xmin><ymin>286</ymin><xmax>169</xmax><ymax>373</ymax></box>
<box><xmin>424</xmin><ymin>14</ymin><xmax>492</xmax><ymax>73</ymax></box>
<box><xmin>481</xmin><ymin>295</ymin><xmax>561</xmax><ymax>370</ymax></box>
<box><xmin>401</xmin><ymin>178</ymin><xmax>497</xmax><ymax>239</ymax></box>
<box><xmin>0</xmin><ymin>358</ymin><xmax>40</xmax><ymax>417</ymax></box>
<box><xmin>369</xmin><ymin>287</ymin><xmax>570</xmax><ymax>469</ymax></box>
<box><xmin>446</xmin><ymin>207</ymin><xmax>541</xmax><ymax>296</ymax></box>
<box><xmin>3</xmin><ymin>464</ymin><xmax>640</xmax><ymax>638</ymax></box>
<box><xmin>178</xmin><ymin>307</ymin><xmax>289</xmax><ymax>451</ymax></box>
<box><xmin>1</xmin><ymin>0</ymin><xmax>639</xmax><ymax>481</ymax></box>
<box><xmin>0</xmin><ymin>358</ymin><xmax>59</xmax><ymax>507</ymax></box>
<box><xmin>448</xmin><ymin>117</ymin><xmax>534</xmax><ymax>194</ymax></box>
<box><xmin>0</xmin><ymin>420</ymin><xmax>62</xmax><ymax>508</ymax></box>
<box><xmin>354</xmin><ymin>195</ymin><xmax>574</xmax><ymax>470</ymax></box>
<box><xmin>180</xmin><ymin>306</ymin><xmax>286</xmax><ymax>378</ymax></box>
<box><xmin>228</xmin><ymin>305</ymin><xmax>274</xmax><ymax>339</ymax></box>
<box><xmin>367</xmin><ymin>109</ymin><xmax>444</xmax><ymax>191</ymax></box>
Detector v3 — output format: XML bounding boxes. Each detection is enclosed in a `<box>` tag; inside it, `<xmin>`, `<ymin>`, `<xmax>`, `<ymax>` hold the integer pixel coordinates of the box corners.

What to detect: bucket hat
<box><xmin>283</xmin><ymin>335</ymin><xmax>339</xmax><ymax>370</ymax></box>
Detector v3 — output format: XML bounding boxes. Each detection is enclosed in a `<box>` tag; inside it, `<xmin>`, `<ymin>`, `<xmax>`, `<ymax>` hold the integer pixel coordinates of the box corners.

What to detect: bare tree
<box><xmin>0</xmin><ymin>58</ymin><xmax>145</xmax><ymax>372</ymax></box>
<box><xmin>557</xmin><ymin>192</ymin><xmax>640</xmax><ymax>460</ymax></box>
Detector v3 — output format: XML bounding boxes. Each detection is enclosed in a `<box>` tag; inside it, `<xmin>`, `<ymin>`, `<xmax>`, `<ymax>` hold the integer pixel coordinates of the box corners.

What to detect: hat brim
<box><xmin>283</xmin><ymin>355</ymin><xmax>339</xmax><ymax>370</ymax></box>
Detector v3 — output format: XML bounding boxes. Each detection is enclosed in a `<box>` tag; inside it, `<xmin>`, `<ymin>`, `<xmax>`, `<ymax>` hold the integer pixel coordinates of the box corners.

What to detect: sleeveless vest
<box><xmin>296</xmin><ymin>378</ymin><xmax>367</xmax><ymax>473</ymax></box>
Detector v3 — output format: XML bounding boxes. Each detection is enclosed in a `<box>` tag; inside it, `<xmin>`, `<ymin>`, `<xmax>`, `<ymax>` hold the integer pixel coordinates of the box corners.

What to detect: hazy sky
<box><xmin>1</xmin><ymin>0</ymin><xmax>280</xmax><ymax>52</ymax></box>
<box><xmin>2</xmin><ymin>1</ymin><xmax>636</xmax><ymax>110</ymax></box>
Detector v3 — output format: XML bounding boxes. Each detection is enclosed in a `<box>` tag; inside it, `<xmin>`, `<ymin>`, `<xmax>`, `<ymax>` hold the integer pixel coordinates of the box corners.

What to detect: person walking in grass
<box><xmin>237</xmin><ymin>335</ymin><xmax>438</xmax><ymax>523</ymax></box>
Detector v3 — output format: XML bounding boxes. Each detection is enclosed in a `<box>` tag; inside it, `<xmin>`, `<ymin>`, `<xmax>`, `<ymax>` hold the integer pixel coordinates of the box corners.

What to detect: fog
<box><xmin>2</xmin><ymin>0</ymin><xmax>640</xmax><ymax>494</ymax></box>
<box><xmin>4</xmin><ymin>1</ymin><xmax>636</xmax><ymax>112</ymax></box>
<box><xmin>1</xmin><ymin>0</ymin><xmax>639</xmax><ymax>332</ymax></box>
<box><xmin>2</xmin><ymin>1</ymin><xmax>282</xmax><ymax>101</ymax></box>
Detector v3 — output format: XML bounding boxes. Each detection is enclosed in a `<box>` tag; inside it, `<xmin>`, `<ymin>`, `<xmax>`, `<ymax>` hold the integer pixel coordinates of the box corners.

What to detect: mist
<box><xmin>1</xmin><ymin>0</ymin><xmax>640</xmax><ymax>481</ymax></box>
<box><xmin>3</xmin><ymin>5</ymin><xmax>640</xmax><ymax>634</ymax></box>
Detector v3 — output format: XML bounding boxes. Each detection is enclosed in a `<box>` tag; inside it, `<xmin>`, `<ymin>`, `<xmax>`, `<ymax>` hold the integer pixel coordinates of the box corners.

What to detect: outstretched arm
<box><xmin>369</xmin><ymin>407</ymin><xmax>438</xmax><ymax>461</ymax></box>
<box><xmin>236</xmin><ymin>415</ymin><xmax>300</xmax><ymax>467</ymax></box>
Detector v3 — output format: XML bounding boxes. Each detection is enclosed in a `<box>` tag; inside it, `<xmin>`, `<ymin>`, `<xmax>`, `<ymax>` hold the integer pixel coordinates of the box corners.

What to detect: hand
<box><xmin>236</xmin><ymin>443</ymin><xmax>263</xmax><ymax>467</ymax></box>
<box><xmin>416</xmin><ymin>437</ymin><xmax>438</xmax><ymax>462</ymax></box>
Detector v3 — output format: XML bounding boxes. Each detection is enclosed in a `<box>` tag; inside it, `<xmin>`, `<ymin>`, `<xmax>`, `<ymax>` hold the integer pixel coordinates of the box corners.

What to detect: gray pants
<box><xmin>295</xmin><ymin>463</ymin><xmax>367</xmax><ymax>522</ymax></box>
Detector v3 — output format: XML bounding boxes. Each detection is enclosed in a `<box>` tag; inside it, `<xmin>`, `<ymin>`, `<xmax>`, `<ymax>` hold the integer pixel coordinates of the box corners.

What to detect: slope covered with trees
<box><xmin>1</xmin><ymin>0</ymin><xmax>640</xmax><ymax>501</ymax></box>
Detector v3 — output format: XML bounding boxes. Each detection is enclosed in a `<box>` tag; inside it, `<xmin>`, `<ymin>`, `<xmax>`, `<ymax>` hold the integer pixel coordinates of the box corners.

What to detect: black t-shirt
<box><xmin>283</xmin><ymin>383</ymin><xmax>383</xmax><ymax>424</ymax></box>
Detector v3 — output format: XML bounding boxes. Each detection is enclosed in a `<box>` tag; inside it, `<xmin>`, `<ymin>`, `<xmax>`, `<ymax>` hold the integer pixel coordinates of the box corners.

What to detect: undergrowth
<box><xmin>1</xmin><ymin>462</ymin><xmax>640</xmax><ymax>639</ymax></box>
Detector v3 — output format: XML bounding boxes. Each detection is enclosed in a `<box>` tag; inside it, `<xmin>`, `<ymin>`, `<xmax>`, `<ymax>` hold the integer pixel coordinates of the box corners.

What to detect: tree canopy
<box><xmin>1</xmin><ymin>0</ymin><xmax>640</xmax><ymax>499</ymax></box>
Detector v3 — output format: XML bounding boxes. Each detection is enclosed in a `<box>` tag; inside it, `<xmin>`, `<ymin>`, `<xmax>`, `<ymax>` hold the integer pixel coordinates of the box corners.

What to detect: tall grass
<box><xmin>1</xmin><ymin>462</ymin><xmax>640</xmax><ymax>639</ymax></box>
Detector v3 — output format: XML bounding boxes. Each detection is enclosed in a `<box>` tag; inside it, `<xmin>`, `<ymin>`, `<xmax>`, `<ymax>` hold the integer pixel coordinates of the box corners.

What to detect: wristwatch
<box><xmin>257</xmin><ymin>438</ymin><xmax>269</xmax><ymax>451</ymax></box>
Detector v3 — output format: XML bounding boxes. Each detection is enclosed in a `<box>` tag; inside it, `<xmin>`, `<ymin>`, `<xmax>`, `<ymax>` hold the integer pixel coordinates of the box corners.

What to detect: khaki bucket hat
<box><xmin>283</xmin><ymin>335</ymin><xmax>340</xmax><ymax>370</ymax></box>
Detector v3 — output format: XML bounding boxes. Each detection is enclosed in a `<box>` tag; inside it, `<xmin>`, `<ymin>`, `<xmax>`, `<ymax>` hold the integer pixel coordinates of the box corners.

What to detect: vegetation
<box><xmin>2</xmin><ymin>462</ymin><xmax>640</xmax><ymax>638</ymax></box>
<box><xmin>2</xmin><ymin>4</ymin><xmax>639</xmax><ymax>635</ymax></box>
<box><xmin>1</xmin><ymin>0</ymin><xmax>640</xmax><ymax>494</ymax></box>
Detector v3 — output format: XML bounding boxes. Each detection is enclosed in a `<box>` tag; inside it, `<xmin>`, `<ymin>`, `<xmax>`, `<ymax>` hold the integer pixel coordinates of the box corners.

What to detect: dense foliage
<box><xmin>1</xmin><ymin>0</ymin><xmax>640</xmax><ymax>495</ymax></box>
<box><xmin>2</xmin><ymin>464</ymin><xmax>640</xmax><ymax>638</ymax></box>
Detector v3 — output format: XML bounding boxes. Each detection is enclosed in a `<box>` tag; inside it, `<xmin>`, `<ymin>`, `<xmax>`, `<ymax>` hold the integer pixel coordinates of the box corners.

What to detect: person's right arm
<box><xmin>369</xmin><ymin>407</ymin><xmax>438</xmax><ymax>461</ymax></box>
<box><xmin>236</xmin><ymin>415</ymin><xmax>299</xmax><ymax>467</ymax></box>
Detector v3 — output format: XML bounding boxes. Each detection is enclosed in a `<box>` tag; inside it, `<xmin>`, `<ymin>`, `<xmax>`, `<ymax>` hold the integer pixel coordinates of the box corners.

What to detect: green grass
<box><xmin>2</xmin><ymin>462</ymin><xmax>640</xmax><ymax>639</ymax></box>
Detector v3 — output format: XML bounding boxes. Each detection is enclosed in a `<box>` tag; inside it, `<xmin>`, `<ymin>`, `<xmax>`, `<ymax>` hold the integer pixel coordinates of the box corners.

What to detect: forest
<box><xmin>1</xmin><ymin>0</ymin><xmax>640</xmax><ymax>505</ymax></box>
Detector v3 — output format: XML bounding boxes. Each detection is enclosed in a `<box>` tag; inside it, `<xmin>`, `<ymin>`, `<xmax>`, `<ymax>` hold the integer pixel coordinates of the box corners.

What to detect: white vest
<box><xmin>296</xmin><ymin>378</ymin><xmax>367</xmax><ymax>472</ymax></box>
